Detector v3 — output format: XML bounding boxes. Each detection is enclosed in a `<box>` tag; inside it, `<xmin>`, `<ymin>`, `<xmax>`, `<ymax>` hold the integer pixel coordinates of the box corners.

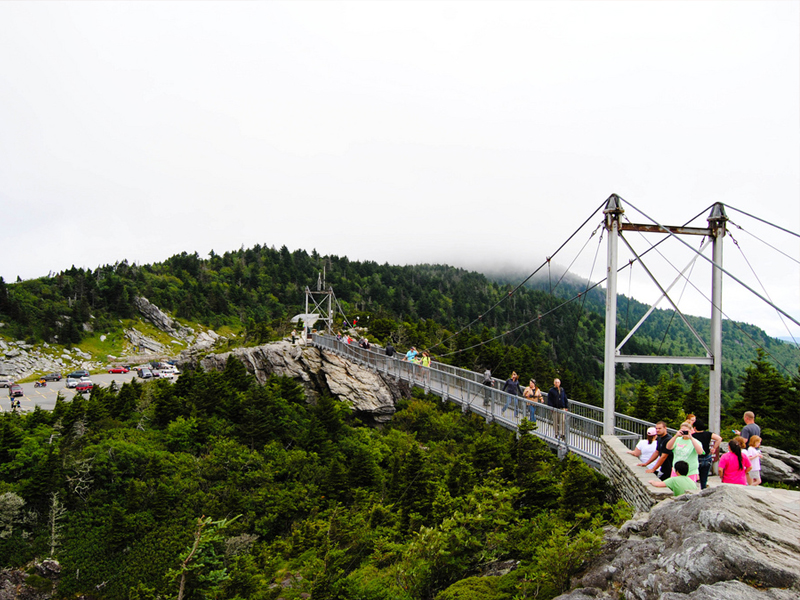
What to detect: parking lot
<box><xmin>2</xmin><ymin>370</ymin><xmax>177</xmax><ymax>413</ymax></box>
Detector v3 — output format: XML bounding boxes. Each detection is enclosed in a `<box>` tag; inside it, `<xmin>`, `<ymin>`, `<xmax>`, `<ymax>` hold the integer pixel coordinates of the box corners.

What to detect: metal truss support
<box><xmin>603</xmin><ymin>195</ymin><xmax>727</xmax><ymax>435</ymax></box>
<box><xmin>603</xmin><ymin>195</ymin><xmax>623</xmax><ymax>436</ymax></box>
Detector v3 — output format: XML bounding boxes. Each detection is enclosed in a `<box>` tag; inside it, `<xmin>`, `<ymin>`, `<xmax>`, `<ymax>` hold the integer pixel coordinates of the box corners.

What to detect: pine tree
<box><xmin>683</xmin><ymin>371</ymin><xmax>708</xmax><ymax>421</ymax></box>
<box><xmin>515</xmin><ymin>419</ymin><xmax>560</xmax><ymax>515</ymax></box>
<box><xmin>631</xmin><ymin>380</ymin><xmax>655</xmax><ymax>422</ymax></box>
<box><xmin>652</xmin><ymin>373</ymin><xmax>683</xmax><ymax>425</ymax></box>
<box><xmin>397</xmin><ymin>444</ymin><xmax>436</xmax><ymax>532</ymax></box>
<box><xmin>558</xmin><ymin>455</ymin><xmax>606</xmax><ymax>521</ymax></box>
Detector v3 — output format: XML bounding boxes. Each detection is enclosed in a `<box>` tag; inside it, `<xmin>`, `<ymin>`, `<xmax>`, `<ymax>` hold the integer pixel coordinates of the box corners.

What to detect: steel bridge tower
<box><xmin>603</xmin><ymin>195</ymin><xmax>728</xmax><ymax>435</ymax></box>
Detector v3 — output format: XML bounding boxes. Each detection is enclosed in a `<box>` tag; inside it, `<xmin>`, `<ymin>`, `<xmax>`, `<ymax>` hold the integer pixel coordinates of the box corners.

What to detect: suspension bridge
<box><xmin>304</xmin><ymin>195</ymin><xmax>800</xmax><ymax>468</ymax></box>
<box><xmin>312</xmin><ymin>332</ymin><xmax>656</xmax><ymax>469</ymax></box>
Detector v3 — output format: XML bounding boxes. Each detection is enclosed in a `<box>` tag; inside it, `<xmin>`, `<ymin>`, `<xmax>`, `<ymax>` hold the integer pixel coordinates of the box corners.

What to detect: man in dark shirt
<box><xmin>385</xmin><ymin>343</ymin><xmax>395</xmax><ymax>358</ymax></box>
<box><xmin>547</xmin><ymin>378</ymin><xmax>569</xmax><ymax>439</ymax></box>
<box><xmin>502</xmin><ymin>372</ymin><xmax>522</xmax><ymax>417</ymax></box>
<box><xmin>644</xmin><ymin>421</ymin><xmax>674</xmax><ymax>481</ymax></box>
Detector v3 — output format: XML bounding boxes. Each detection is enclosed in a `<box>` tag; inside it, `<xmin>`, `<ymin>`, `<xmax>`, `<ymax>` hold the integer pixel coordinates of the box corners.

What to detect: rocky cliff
<box><xmin>558</xmin><ymin>485</ymin><xmax>800</xmax><ymax>600</ymax></box>
<box><xmin>190</xmin><ymin>341</ymin><xmax>408</xmax><ymax>423</ymax></box>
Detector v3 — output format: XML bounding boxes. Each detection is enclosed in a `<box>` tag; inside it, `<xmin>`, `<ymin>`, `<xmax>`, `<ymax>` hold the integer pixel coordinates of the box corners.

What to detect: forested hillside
<box><xmin>0</xmin><ymin>360</ymin><xmax>630</xmax><ymax>599</ymax></box>
<box><xmin>1</xmin><ymin>244</ymin><xmax>798</xmax><ymax>447</ymax></box>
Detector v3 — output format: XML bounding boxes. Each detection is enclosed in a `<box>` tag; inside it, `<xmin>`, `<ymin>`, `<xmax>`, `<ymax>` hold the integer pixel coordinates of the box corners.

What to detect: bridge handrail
<box><xmin>313</xmin><ymin>334</ymin><xmax>659</xmax><ymax>435</ymax></box>
<box><xmin>311</xmin><ymin>333</ymin><xmax>662</xmax><ymax>464</ymax></box>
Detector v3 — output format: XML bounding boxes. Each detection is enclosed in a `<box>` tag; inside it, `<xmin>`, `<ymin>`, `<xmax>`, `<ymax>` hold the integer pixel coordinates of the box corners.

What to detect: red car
<box><xmin>75</xmin><ymin>381</ymin><xmax>94</xmax><ymax>393</ymax></box>
<box><xmin>8</xmin><ymin>384</ymin><xmax>23</xmax><ymax>397</ymax></box>
<box><xmin>108</xmin><ymin>367</ymin><xmax>130</xmax><ymax>374</ymax></box>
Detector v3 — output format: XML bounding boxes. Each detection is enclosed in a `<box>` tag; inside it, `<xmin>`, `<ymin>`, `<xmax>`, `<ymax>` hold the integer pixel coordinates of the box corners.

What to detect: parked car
<box><xmin>158</xmin><ymin>370</ymin><xmax>174</xmax><ymax>379</ymax></box>
<box><xmin>0</xmin><ymin>378</ymin><xmax>13</xmax><ymax>388</ymax></box>
<box><xmin>108</xmin><ymin>366</ymin><xmax>130</xmax><ymax>374</ymax></box>
<box><xmin>42</xmin><ymin>372</ymin><xmax>62</xmax><ymax>381</ymax></box>
<box><xmin>67</xmin><ymin>370</ymin><xmax>91</xmax><ymax>379</ymax></box>
<box><xmin>75</xmin><ymin>381</ymin><xmax>93</xmax><ymax>393</ymax></box>
<box><xmin>136</xmin><ymin>368</ymin><xmax>153</xmax><ymax>379</ymax></box>
<box><xmin>8</xmin><ymin>384</ymin><xmax>23</xmax><ymax>397</ymax></box>
<box><xmin>66</xmin><ymin>377</ymin><xmax>81</xmax><ymax>388</ymax></box>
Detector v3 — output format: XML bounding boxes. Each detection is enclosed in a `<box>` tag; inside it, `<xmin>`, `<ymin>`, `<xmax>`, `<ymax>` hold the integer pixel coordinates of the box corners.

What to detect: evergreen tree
<box><xmin>396</xmin><ymin>444</ymin><xmax>437</xmax><ymax>532</ymax></box>
<box><xmin>652</xmin><ymin>373</ymin><xmax>683</xmax><ymax>425</ymax></box>
<box><xmin>683</xmin><ymin>371</ymin><xmax>708</xmax><ymax>421</ymax></box>
<box><xmin>631</xmin><ymin>380</ymin><xmax>655</xmax><ymax>422</ymax></box>
<box><xmin>558</xmin><ymin>454</ymin><xmax>607</xmax><ymax>521</ymax></box>
<box><xmin>515</xmin><ymin>420</ymin><xmax>560</xmax><ymax>515</ymax></box>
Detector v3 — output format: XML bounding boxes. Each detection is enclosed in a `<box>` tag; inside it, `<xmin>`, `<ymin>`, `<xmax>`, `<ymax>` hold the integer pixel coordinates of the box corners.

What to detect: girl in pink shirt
<box><xmin>719</xmin><ymin>439</ymin><xmax>751</xmax><ymax>485</ymax></box>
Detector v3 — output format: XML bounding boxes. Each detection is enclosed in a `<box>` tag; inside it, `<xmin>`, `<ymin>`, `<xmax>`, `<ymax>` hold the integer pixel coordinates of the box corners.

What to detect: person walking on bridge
<box><xmin>523</xmin><ymin>379</ymin><xmax>542</xmax><ymax>423</ymax></box>
<box><xmin>502</xmin><ymin>372</ymin><xmax>522</xmax><ymax>417</ymax></box>
<box><xmin>547</xmin><ymin>378</ymin><xmax>569</xmax><ymax>439</ymax></box>
<box><xmin>482</xmin><ymin>368</ymin><xmax>495</xmax><ymax>406</ymax></box>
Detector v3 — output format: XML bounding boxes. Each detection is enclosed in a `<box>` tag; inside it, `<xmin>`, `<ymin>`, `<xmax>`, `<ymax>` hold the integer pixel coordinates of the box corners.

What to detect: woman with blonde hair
<box><xmin>666</xmin><ymin>421</ymin><xmax>704</xmax><ymax>482</ymax></box>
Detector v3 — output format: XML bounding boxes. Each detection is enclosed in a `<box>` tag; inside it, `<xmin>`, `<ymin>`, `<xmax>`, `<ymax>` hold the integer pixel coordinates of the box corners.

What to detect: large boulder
<box><xmin>194</xmin><ymin>341</ymin><xmax>405</xmax><ymax>423</ymax></box>
<box><xmin>133</xmin><ymin>296</ymin><xmax>197</xmax><ymax>342</ymax></box>
<box><xmin>557</xmin><ymin>485</ymin><xmax>800</xmax><ymax>600</ymax></box>
<box><xmin>133</xmin><ymin>296</ymin><xmax>177</xmax><ymax>334</ymax></box>
<box><xmin>761</xmin><ymin>446</ymin><xmax>800</xmax><ymax>485</ymax></box>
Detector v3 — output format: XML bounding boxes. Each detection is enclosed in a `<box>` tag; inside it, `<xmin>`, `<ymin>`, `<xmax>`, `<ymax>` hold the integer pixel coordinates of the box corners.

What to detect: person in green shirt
<box><xmin>649</xmin><ymin>461</ymin><xmax>698</xmax><ymax>497</ymax></box>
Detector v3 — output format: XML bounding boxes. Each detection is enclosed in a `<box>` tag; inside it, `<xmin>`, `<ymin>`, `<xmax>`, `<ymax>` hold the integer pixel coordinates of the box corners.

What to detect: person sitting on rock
<box><xmin>649</xmin><ymin>460</ymin><xmax>697</xmax><ymax>496</ymax></box>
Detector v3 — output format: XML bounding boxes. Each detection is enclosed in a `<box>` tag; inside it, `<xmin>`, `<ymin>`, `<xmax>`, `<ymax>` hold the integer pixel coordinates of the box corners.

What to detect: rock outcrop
<box><xmin>0</xmin><ymin>559</ymin><xmax>61</xmax><ymax>600</ymax></box>
<box><xmin>124</xmin><ymin>328</ymin><xmax>167</xmax><ymax>354</ymax></box>
<box><xmin>0</xmin><ymin>341</ymin><xmax>102</xmax><ymax>380</ymax></box>
<box><xmin>761</xmin><ymin>446</ymin><xmax>800</xmax><ymax>485</ymax></box>
<box><xmin>192</xmin><ymin>341</ymin><xmax>406</xmax><ymax>423</ymax></box>
<box><xmin>557</xmin><ymin>485</ymin><xmax>800</xmax><ymax>600</ymax></box>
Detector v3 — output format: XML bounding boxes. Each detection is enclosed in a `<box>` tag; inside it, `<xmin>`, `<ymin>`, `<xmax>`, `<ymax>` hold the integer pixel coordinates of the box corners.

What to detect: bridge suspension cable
<box><xmin>728</xmin><ymin>231</ymin><xmax>799</xmax><ymax>348</ymax></box>
<box><xmin>615</xmin><ymin>207</ymin><xmax>800</xmax><ymax>379</ymax></box>
<box><xmin>725</xmin><ymin>204</ymin><xmax>800</xmax><ymax>240</ymax></box>
<box><xmin>728</xmin><ymin>219</ymin><xmax>800</xmax><ymax>267</ymax></box>
<box><xmin>623</xmin><ymin>199</ymin><xmax>800</xmax><ymax>330</ymax></box>
<box><xmin>433</xmin><ymin>203</ymin><xmax>715</xmax><ymax>358</ymax></box>
<box><xmin>429</xmin><ymin>198</ymin><xmax>609</xmax><ymax>352</ymax></box>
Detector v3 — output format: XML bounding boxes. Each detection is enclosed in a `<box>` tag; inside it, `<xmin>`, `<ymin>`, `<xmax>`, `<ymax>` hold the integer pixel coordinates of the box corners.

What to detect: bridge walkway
<box><xmin>312</xmin><ymin>334</ymin><xmax>661</xmax><ymax>468</ymax></box>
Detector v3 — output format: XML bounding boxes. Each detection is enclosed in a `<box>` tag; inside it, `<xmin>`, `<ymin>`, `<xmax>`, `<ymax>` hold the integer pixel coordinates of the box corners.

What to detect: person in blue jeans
<box><xmin>523</xmin><ymin>379</ymin><xmax>542</xmax><ymax>423</ymax></box>
<box><xmin>502</xmin><ymin>372</ymin><xmax>522</xmax><ymax>417</ymax></box>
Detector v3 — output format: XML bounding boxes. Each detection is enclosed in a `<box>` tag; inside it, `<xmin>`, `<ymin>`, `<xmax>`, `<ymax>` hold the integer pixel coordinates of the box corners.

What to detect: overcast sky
<box><xmin>1</xmin><ymin>1</ymin><xmax>798</xmax><ymax>339</ymax></box>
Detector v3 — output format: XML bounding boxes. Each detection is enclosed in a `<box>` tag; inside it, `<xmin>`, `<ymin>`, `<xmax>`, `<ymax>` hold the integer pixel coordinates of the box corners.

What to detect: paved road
<box><xmin>2</xmin><ymin>371</ymin><xmax>177</xmax><ymax>413</ymax></box>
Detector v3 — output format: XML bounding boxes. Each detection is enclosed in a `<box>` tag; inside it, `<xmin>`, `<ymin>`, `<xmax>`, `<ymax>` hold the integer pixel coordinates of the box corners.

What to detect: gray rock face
<box><xmin>761</xmin><ymin>446</ymin><xmax>800</xmax><ymax>484</ymax></box>
<box><xmin>124</xmin><ymin>328</ymin><xmax>166</xmax><ymax>354</ymax></box>
<box><xmin>133</xmin><ymin>296</ymin><xmax>178</xmax><ymax>335</ymax></box>
<box><xmin>0</xmin><ymin>558</ymin><xmax>61</xmax><ymax>600</ymax></box>
<box><xmin>133</xmin><ymin>296</ymin><xmax>197</xmax><ymax>343</ymax></box>
<box><xmin>557</xmin><ymin>485</ymin><xmax>800</xmax><ymax>600</ymax></box>
<box><xmin>195</xmin><ymin>342</ymin><xmax>404</xmax><ymax>423</ymax></box>
<box><xmin>0</xmin><ymin>340</ymin><xmax>98</xmax><ymax>380</ymax></box>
